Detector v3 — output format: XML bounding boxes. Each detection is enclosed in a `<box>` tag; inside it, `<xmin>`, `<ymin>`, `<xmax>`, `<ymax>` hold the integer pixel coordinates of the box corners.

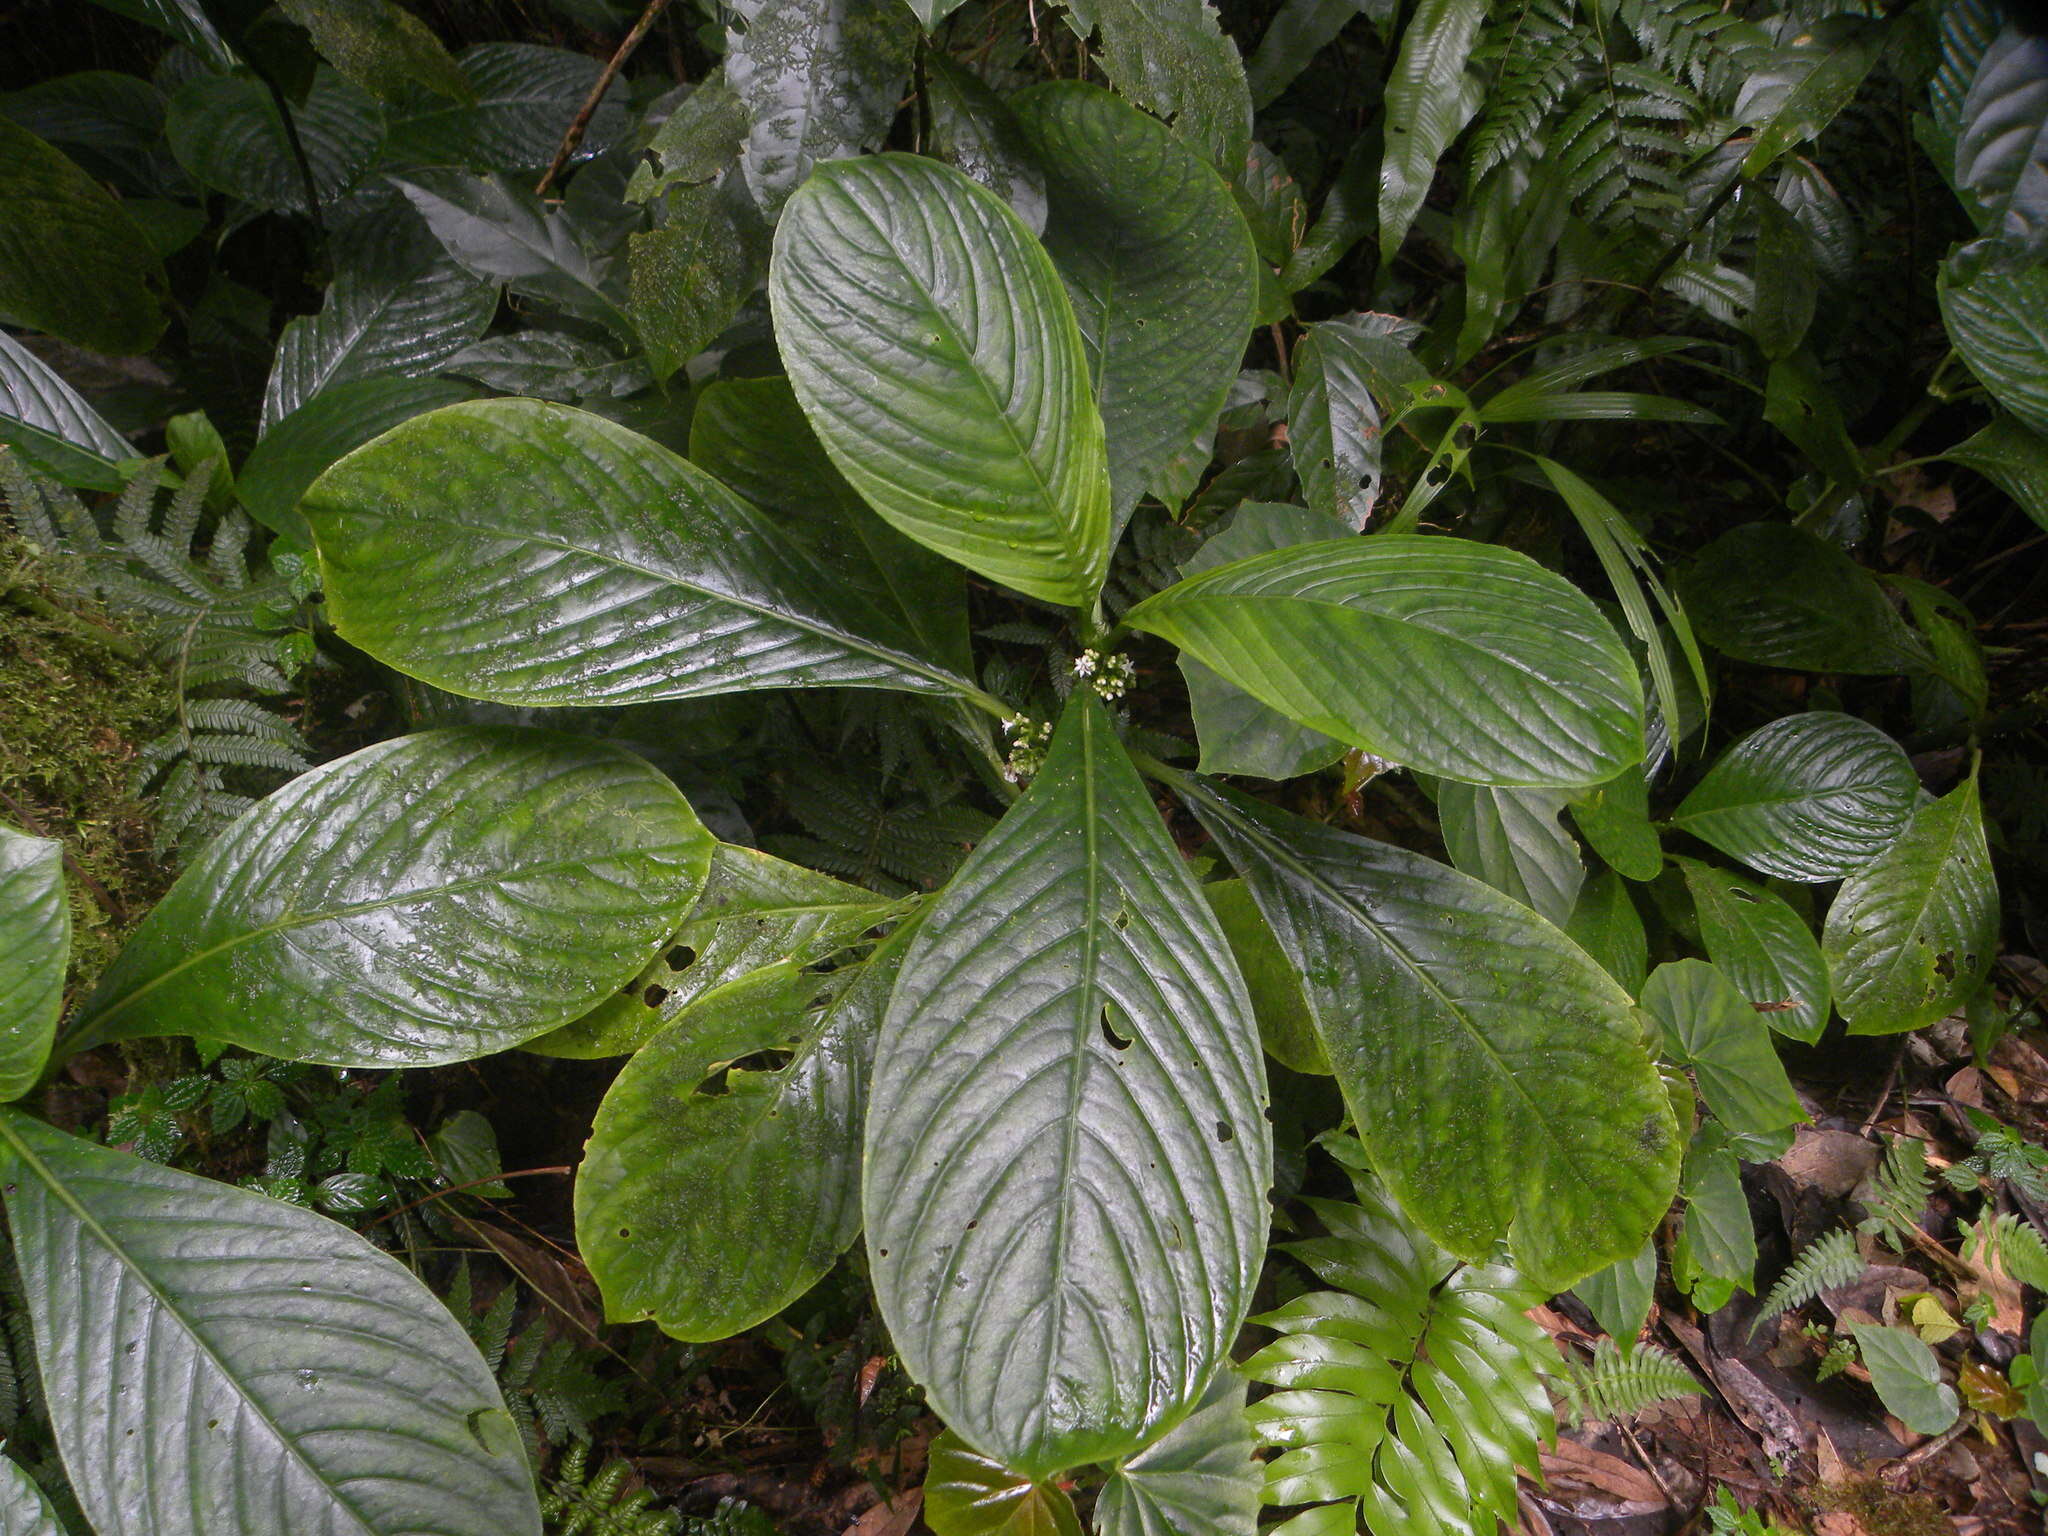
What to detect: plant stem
<box><xmin>536</xmin><ymin>0</ymin><xmax>674</xmax><ymax>196</ymax></box>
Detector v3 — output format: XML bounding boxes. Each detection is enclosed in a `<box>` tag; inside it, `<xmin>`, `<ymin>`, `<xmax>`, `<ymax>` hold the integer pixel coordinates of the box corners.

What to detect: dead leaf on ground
<box><xmin>1535</xmin><ymin>1437</ymin><xmax>1667</xmax><ymax>1512</ymax></box>
<box><xmin>844</xmin><ymin>1489</ymin><xmax>921</xmax><ymax>1536</ymax></box>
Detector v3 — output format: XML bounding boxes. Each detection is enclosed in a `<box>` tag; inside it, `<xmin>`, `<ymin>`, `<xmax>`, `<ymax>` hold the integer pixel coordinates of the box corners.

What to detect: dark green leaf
<box><xmin>1568</xmin><ymin>766</ymin><xmax>1662</xmax><ymax>882</ymax></box>
<box><xmin>1679</xmin><ymin>859</ymin><xmax>1832</xmax><ymax>1044</ymax></box>
<box><xmin>1672</xmin><ymin>711</ymin><xmax>1918</xmax><ymax>881</ymax></box>
<box><xmin>384</xmin><ymin>42</ymin><xmax>626</xmax><ymax>169</ymax></box>
<box><xmin>1940</xmin><ymin>257</ymin><xmax>2048</xmax><ymax>436</ymax></box>
<box><xmin>924</xmin><ymin>1433</ymin><xmax>1084</xmax><ymax>1536</ymax></box>
<box><xmin>1751</xmin><ymin>194</ymin><xmax>1818</xmax><ymax>359</ymax></box>
<box><xmin>628</xmin><ymin>70</ymin><xmax>747</xmax><ymax>203</ymax></box>
<box><xmin>1204</xmin><ymin>878</ymin><xmax>1328</xmax><ymax>1075</ymax></box>
<box><xmin>64</xmin><ymin>728</ymin><xmax>714</xmax><ymax>1067</ymax></box>
<box><xmin>440</xmin><ymin>331</ymin><xmax>650</xmax><ymax>399</ymax></box>
<box><xmin>0</xmin><ymin>329</ymin><xmax>134</xmax><ymax>491</ymax></box>
<box><xmin>1055</xmin><ymin>0</ymin><xmax>1252</xmax><ymax>176</ymax></box>
<box><xmin>770</xmin><ymin>155</ymin><xmax>1112</xmax><ymax>607</ymax></box>
<box><xmin>278</xmin><ymin>0</ymin><xmax>473</xmax><ymax>105</ymax></box>
<box><xmin>1287</xmin><ymin>319</ymin><xmax>1386</xmax><ymax>529</ymax></box>
<box><xmin>1681</xmin><ymin>524</ymin><xmax>1932</xmax><ymax>674</ymax></box>
<box><xmin>927</xmin><ymin>55</ymin><xmax>1047</xmax><ymax>234</ymax></box>
<box><xmin>1015</xmin><ymin>82</ymin><xmax>1257</xmax><ymax>518</ymax></box>
<box><xmin>427</xmin><ymin>1108</ymin><xmax>509</xmax><ymax>1196</ymax></box>
<box><xmin>304</xmin><ymin>398</ymin><xmax>984</xmax><ymax>705</ymax></box>
<box><xmin>1565</xmin><ymin>869</ymin><xmax>1648</xmax><ymax>995</ymax></box>
<box><xmin>1379</xmin><ymin>0</ymin><xmax>1486</xmax><ymax>262</ymax></box>
<box><xmin>0</xmin><ymin>118</ymin><xmax>165</xmax><ymax>354</ymax></box>
<box><xmin>1178</xmin><ymin>778</ymin><xmax>1678</xmax><ymax>1291</ymax></box>
<box><xmin>1740</xmin><ymin>20</ymin><xmax>1882</xmax><ymax>178</ymax></box>
<box><xmin>1127</xmin><ymin>536</ymin><xmax>1645</xmax><ymax>788</ymax></box>
<box><xmin>1946</xmin><ymin>413</ymin><xmax>2048</xmax><ymax>533</ymax></box>
<box><xmin>1673</xmin><ymin>1136</ymin><xmax>1755</xmax><ymax>1306</ymax></box>
<box><xmin>0</xmin><ymin>1112</ymin><xmax>540</xmax><ymax>1536</ymax></box>
<box><xmin>1435</xmin><ymin>782</ymin><xmax>1583</xmax><ymax>926</ymax></box>
<box><xmin>577</xmin><ymin>942</ymin><xmax>901</xmax><ymax>1340</ymax></box>
<box><xmin>1095</xmin><ymin>1370</ymin><xmax>1259</xmax><ymax>1536</ymax></box>
<box><xmin>1953</xmin><ymin>25</ymin><xmax>2048</xmax><ymax>268</ymax></box>
<box><xmin>82</xmin><ymin>0</ymin><xmax>234</xmax><ymax>67</ymax></box>
<box><xmin>1641</xmin><ymin>960</ymin><xmax>1805</xmax><ymax>1137</ymax></box>
<box><xmin>1824</xmin><ymin>773</ymin><xmax>1999</xmax><ymax>1036</ymax></box>
<box><xmin>627</xmin><ymin>182</ymin><xmax>763</xmax><ymax>381</ymax></box>
<box><xmin>1850</xmin><ymin>1325</ymin><xmax>1960</xmax><ymax>1436</ymax></box>
<box><xmin>1763</xmin><ymin>353</ymin><xmax>1864</xmax><ymax>487</ymax></box>
<box><xmin>725</xmin><ymin>0</ymin><xmax>918</xmax><ymax>216</ymax></box>
<box><xmin>0</xmin><ymin>826</ymin><xmax>66</xmax><ymax>1102</ymax></box>
<box><xmin>1247</xmin><ymin>0</ymin><xmax>1367</xmax><ymax>110</ymax></box>
<box><xmin>166</xmin><ymin>69</ymin><xmax>384</xmax><ymax>213</ymax></box>
<box><xmin>865</xmin><ymin>695</ymin><xmax>1270</xmax><ymax>1476</ymax></box>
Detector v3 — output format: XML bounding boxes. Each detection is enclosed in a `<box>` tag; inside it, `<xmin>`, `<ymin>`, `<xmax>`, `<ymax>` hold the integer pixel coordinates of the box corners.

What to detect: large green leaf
<box><xmin>384</xmin><ymin>42</ymin><xmax>627</xmax><ymax>169</ymax></box>
<box><xmin>1435</xmin><ymin>783</ymin><xmax>1583</xmax><ymax>926</ymax></box>
<box><xmin>1014</xmin><ymin>83</ymin><xmax>1257</xmax><ymax>518</ymax></box>
<box><xmin>1055</xmin><ymin>0</ymin><xmax>1251</xmax><ymax>176</ymax></box>
<box><xmin>0</xmin><ymin>826</ymin><xmax>66</xmax><ymax>1103</ymax></box>
<box><xmin>1177</xmin><ymin>504</ymin><xmax>1346</xmax><ymax>780</ymax></box>
<box><xmin>0</xmin><ymin>330</ymin><xmax>134</xmax><ymax>492</ymax></box>
<box><xmin>1640</xmin><ymin>960</ymin><xmax>1805</xmax><ymax>1138</ymax></box>
<box><xmin>1681</xmin><ymin>524</ymin><xmax>1932</xmax><ymax>674</ymax></box>
<box><xmin>1940</xmin><ymin>258</ymin><xmax>2048</xmax><ymax>436</ymax></box>
<box><xmin>1823</xmin><ymin>774</ymin><xmax>1998</xmax><ymax>1036</ymax></box>
<box><xmin>240</xmin><ymin>375</ymin><xmax>480</xmax><ymax>543</ymax></box>
<box><xmin>1850</xmin><ymin>1325</ymin><xmax>1960</xmax><ymax>1437</ymax></box>
<box><xmin>865</xmin><ymin>694</ymin><xmax>1270</xmax><ymax>1476</ymax></box>
<box><xmin>260</xmin><ymin>265</ymin><xmax>495</xmax><ymax>430</ymax></box>
<box><xmin>1378</xmin><ymin>0</ymin><xmax>1486</xmax><ymax>262</ymax></box>
<box><xmin>1671</xmin><ymin>711</ymin><xmax>1918</xmax><ymax>881</ymax></box>
<box><xmin>1739</xmin><ymin>20</ymin><xmax>1883</xmax><ymax>178</ymax></box>
<box><xmin>1678</xmin><ymin>858</ymin><xmax>1831</xmax><ymax>1045</ymax></box>
<box><xmin>924</xmin><ymin>1433</ymin><xmax>1084</xmax><ymax>1536</ymax></box>
<box><xmin>577</xmin><ymin>940</ymin><xmax>902</xmax><ymax>1341</ymax></box>
<box><xmin>277</xmin><ymin>0</ymin><xmax>472</xmax><ymax>106</ymax></box>
<box><xmin>1095</xmin><ymin>1370</ymin><xmax>1259</xmax><ymax>1536</ymax></box>
<box><xmin>531</xmin><ymin>843</ymin><xmax>904</xmax><ymax>1058</ymax></box>
<box><xmin>926</xmin><ymin>55</ymin><xmax>1047</xmax><ymax>234</ymax></box>
<box><xmin>1288</xmin><ymin>319</ymin><xmax>1388</xmax><ymax>530</ymax></box>
<box><xmin>1568</xmin><ymin>766</ymin><xmax>1662</xmax><ymax>882</ymax></box>
<box><xmin>0</xmin><ymin>1112</ymin><xmax>539</xmax><ymax>1536</ymax></box>
<box><xmin>627</xmin><ymin>183</ymin><xmax>762</xmax><ymax>381</ymax></box>
<box><xmin>0</xmin><ymin>1457</ymin><xmax>62</xmax><ymax>1536</ymax></box>
<box><xmin>303</xmin><ymin>399</ymin><xmax>985</xmax><ymax>706</ymax></box>
<box><xmin>1946</xmin><ymin>413</ymin><xmax>2048</xmax><ymax>533</ymax></box>
<box><xmin>0</xmin><ymin>118</ymin><xmax>165</xmax><ymax>354</ymax></box>
<box><xmin>165</xmin><ymin>69</ymin><xmax>384</xmax><ymax>213</ymax></box>
<box><xmin>63</xmin><ymin>729</ymin><xmax>713</xmax><ymax>1067</ymax></box>
<box><xmin>1177</xmin><ymin>778</ymin><xmax>1678</xmax><ymax>1291</ymax></box>
<box><xmin>1953</xmin><ymin>25</ymin><xmax>2048</xmax><ymax>267</ymax></box>
<box><xmin>1125</xmin><ymin>536</ymin><xmax>1645</xmax><ymax>788</ymax></box>
<box><xmin>725</xmin><ymin>0</ymin><xmax>917</xmax><ymax>216</ymax></box>
<box><xmin>770</xmin><ymin>155</ymin><xmax>1112</xmax><ymax>607</ymax></box>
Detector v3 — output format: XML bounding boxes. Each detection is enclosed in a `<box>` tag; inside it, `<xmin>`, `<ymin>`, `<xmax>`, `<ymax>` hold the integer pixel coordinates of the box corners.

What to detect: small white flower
<box><xmin>1072</xmin><ymin>650</ymin><xmax>1099</xmax><ymax>678</ymax></box>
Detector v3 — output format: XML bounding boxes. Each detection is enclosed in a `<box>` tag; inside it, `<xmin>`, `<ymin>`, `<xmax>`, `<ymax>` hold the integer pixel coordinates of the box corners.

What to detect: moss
<box><xmin>1823</xmin><ymin>1476</ymin><xmax>1955</xmax><ymax>1536</ymax></box>
<box><xmin>0</xmin><ymin>537</ymin><xmax>176</xmax><ymax>993</ymax></box>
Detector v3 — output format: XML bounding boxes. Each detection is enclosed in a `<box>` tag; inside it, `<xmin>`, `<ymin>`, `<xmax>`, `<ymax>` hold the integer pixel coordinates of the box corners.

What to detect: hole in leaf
<box><xmin>1111</xmin><ymin>909</ymin><xmax>1130</xmax><ymax>932</ymax></box>
<box><xmin>1731</xmin><ymin>887</ymin><xmax>1759</xmax><ymax>904</ymax></box>
<box><xmin>618</xmin><ymin>1227</ymin><xmax>631</xmax><ymax>1238</ymax></box>
<box><xmin>1934</xmin><ymin>950</ymin><xmax>1957</xmax><ymax>980</ymax></box>
<box><xmin>1100</xmin><ymin>1006</ymin><xmax>1133</xmax><ymax>1050</ymax></box>
<box><xmin>1424</xmin><ymin>463</ymin><xmax>1449</xmax><ymax>486</ymax></box>
<box><xmin>668</xmin><ymin>944</ymin><xmax>697</xmax><ymax>970</ymax></box>
<box><xmin>966</xmin><ymin>1219</ymin><xmax>978</xmax><ymax>1230</ymax></box>
<box><xmin>642</xmin><ymin>984</ymin><xmax>669</xmax><ymax>1008</ymax></box>
<box><xmin>1215</xmin><ymin>1120</ymin><xmax>1234</xmax><ymax>1143</ymax></box>
<box><xmin>1453</xmin><ymin>422</ymin><xmax>1477</xmax><ymax>449</ymax></box>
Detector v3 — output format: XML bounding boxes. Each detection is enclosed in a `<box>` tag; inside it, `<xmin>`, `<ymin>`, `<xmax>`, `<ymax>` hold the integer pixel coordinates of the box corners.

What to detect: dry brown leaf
<box><xmin>1537</xmin><ymin>1438</ymin><xmax>1667</xmax><ymax>1509</ymax></box>
<box><xmin>845</xmin><ymin>1489</ymin><xmax>921</xmax><ymax>1536</ymax></box>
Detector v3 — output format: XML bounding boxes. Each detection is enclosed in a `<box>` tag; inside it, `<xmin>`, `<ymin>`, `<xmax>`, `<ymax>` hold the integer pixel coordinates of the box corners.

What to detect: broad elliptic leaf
<box><xmin>1672</xmin><ymin>711</ymin><xmax>1917</xmax><ymax>882</ymax></box>
<box><xmin>304</xmin><ymin>399</ymin><xmax>982</xmax><ymax>706</ymax></box>
<box><xmin>440</xmin><ymin>331</ymin><xmax>651</xmax><ymax>400</ymax></box>
<box><xmin>1673</xmin><ymin>1135</ymin><xmax>1755</xmax><ymax>1307</ymax></box>
<box><xmin>1681</xmin><ymin>524</ymin><xmax>1932</xmax><ymax>675</ymax></box>
<box><xmin>1679</xmin><ymin>859</ymin><xmax>1831</xmax><ymax>1044</ymax></box>
<box><xmin>1565</xmin><ymin>869</ymin><xmax>1648</xmax><ymax>995</ymax></box>
<box><xmin>0</xmin><ymin>1112</ymin><xmax>540</xmax><ymax>1536</ymax></box>
<box><xmin>63</xmin><ymin>729</ymin><xmax>713</xmax><ymax>1067</ymax></box>
<box><xmin>924</xmin><ymin>1433</ymin><xmax>1084</xmax><ymax>1536</ymax></box>
<box><xmin>530</xmin><ymin>842</ymin><xmax>903</xmax><ymax>1057</ymax></box>
<box><xmin>1435</xmin><ymin>783</ymin><xmax>1584</xmax><ymax>926</ymax></box>
<box><xmin>1946</xmin><ymin>413</ymin><xmax>2048</xmax><ymax>532</ymax></box>
<box><xmin>1378</xmin><ymin>0</ymin><xmax>1486</xmax><ymax>263</ymax></box>
<box><xmin>1127</xmin><ymin>536</ymin><xmax>1645</xmax><ymax>788</ymax></box>
<box><xmin>1178</xmin><ymin>777</ymin><xmax>1678</xmax><ymax>1292</ymax></box>
<box><xmin>0</xmin><ymin>1455</ymin><xmax>62</xmax><ymax>1536</ymax></box>
<box><xmin>1055</xmin><ymin>0</ymin><xmax>1252</xmax><ymax>177</ymax></box>
<box><xmin>0</xmin><ymin>330</ymin><xmax>134</xmax><ymax>492</ymax></box>
<box><xmin>578</xmin><ymin>940</ymin><xmax>903</xmax><ymax>1340</ymax></box>
<box><xmin>0</xmin><ymin>119</ymin><xmax>165</xmax><ymax>354</ymax></box>
<box><xmin>1940</xmin><ymin>258</ymin><xmax>2048</xmax><ymax>436</ymax></box>
<box><xmin>1288</xmin><ymin>319</ymin><xmax>1388</xmax><ymax>530</ymax></box>
<box><xmin>771</xmin><ymin>155</ymin><xmax>1112</xmax><ymax>607</ymax></box>
<box><xmin>1177</xmin><ymin>503</ymin><xmax>1346</xmax><ymax>780</ymax></box>
<box><xmin>0</xmin><ymin>826</ymin><xmax>66</xmax><ymax>1103</ymax></box>
<box><xmin>1824</xmin><ymin>774</ymin><xmax>1998</xmax><ymax>1036</ymax></box>
<box><xmin>384</xmin><ymin>42</ymin><xmax>627</xmax><ymax>169</ymax></box>
<box><xmin>1640</xmin><ymin>960</ymin><xmax>1805</xmax><ymax>1138</ymax></box>
<box><xmin>260</xmin><ymin>265</ymin><xmax>495</xmax><ymax>430</ymax></box>
<box><xmin>1751</xmin><ymin>194</ymin><xmax>1818</xmax><ymax>359</ymax></box>
<box><xmin>1954</xmin><ymin>25</ymin><xmax>2048</xmax><ymax>267</ymax></box>
<box><xmin>627</xmin><ymin>69</ymin><xmax>748</xmax><ymax>203</ymax></box>
<box><xmin>1095</xmin><ymin>1370</ymin><xmax>1260</xmax><ymax>1536</ymax></box>
<box><xmin>1014</xmin><ymin>83</ymin><xmax>1257</xmax><ymax>518</ymax></box>
<box><xmin>865</xmin><ymin>694</ymin><xmax>1270</xmax><ymax>1477</ymax></box>
<box><xmin>165</xmin><ymin>70</ymin><xmax>384</xmax><ymax>213</ymax></box>
<box><xmin>725</xmin><ymin>0</ymin><xmax>918</xmax><ymax>216</ymax></box>
<box><xmin>1739</xmin><ymin>20</ymin><xmax>1882</xmax><ymax>178</ymax></box>
<box><xmin>1850</xmin><ymin>1325</ymin><xmax>1961</xmax><ymax>1437</ymax></box>
<box><xmin>240</xmin><ymin>375</ymin><xmax>481</xmax><ymax>543</ymax></box>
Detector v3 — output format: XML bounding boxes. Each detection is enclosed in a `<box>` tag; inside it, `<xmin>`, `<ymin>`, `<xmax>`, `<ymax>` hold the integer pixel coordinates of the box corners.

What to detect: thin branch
<box><xmin>536</xmin><ymin>0</ymin><xmax>675</xmax><ymax>196</ymax></box>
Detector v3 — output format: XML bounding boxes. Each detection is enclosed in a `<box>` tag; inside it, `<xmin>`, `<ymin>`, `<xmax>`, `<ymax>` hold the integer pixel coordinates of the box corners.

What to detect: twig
<box><xmin>367</xmin><ymin>1165</ymin><xmax>572</xmax><ymax>1227</ymax></box>
<box><xmin>536</xmin><ymin>0</ymin><xmax>673</xmax><ymax>196</ymax></box>
<box><xmin>1616</xmin><ymin>1419</ymin><xmax>1683</xmax><ymax>1513</ymax></box>
<box><xmin>1859</xmin><ymin>1040</ymin><xmax>1910</xmax><ymax>1135</ymax></box>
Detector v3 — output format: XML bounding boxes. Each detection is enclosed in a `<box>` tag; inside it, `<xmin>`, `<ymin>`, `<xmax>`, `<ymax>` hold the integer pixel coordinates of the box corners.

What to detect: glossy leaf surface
<box><xmin>1938</xmin><ymin>258</ymin><xmax>2048</xmax><ymax>436</ymax></box>
<box><xmin>1640</xmin><ymin>960</ymin><xmax>1805</xmax><ymax>1137</ymax></box>
<box><xmin>1947</xmin><ymin>413</ymin><xmax>2048</xmax><ymax>533</ymax></box>
<box><xmin>1435</xmin><ymin>783</ymin><xmax>1583</xmax><ymax>927</ymax></box>
<box><xmin>165</xmin><ymin>70</ymin><xmax>382</xmax><ymax>212</ymax></box>
<box><xmin>1953</xmin><ymin>25</ymin><xmax>2048</xmax><ymax>265</ymax></box>
<box><xmin>0</xmin><ymin>826</ymin><xmax>66</xmax><ymax>1102</ymax></box>
<box><xmin>0</xmin><ymin>1457</ymin><xmax>61</xmax><ymax>1536</ymax></box>
<box><xmin>66</xmin><ymin>729</ymin><xmax>713</xmax><ymax>1066</ymax></box>
<box><xmin>385</xmin><ymin>42</ymin><xmax>627</xmax><ymax>168</ymax></box>
<box><xmin>1672</xmin><ymin>711</ymin><xmax>1918</xmax><ymax>881</ymax></box>
<box><xmin>304</xmin><ymin>399</ymin><xmax>981</xmax><ymax>706</ymax></box>
<box><xmin>865</xmin><ymin>695</ymin><xmax>1270</xmax><ymax>1476</ymax></box>
<box><xmin>1287</xmin><ymin>319</ymin><xmax>1387</xmax><ymax>530</ymax></box>
<box><xmin>1094</xmin><ymin>1371</ymin><xmax>1259</xmax><ymax>1536</ymax></box>
<box><xmin>0</xmin><ymin>330</ymin><xmax>134</xmax><ymax>491</ymax></box>
<box><xmin>1015</xmin><ymin>83</ymin><xmax>1257</xmax><ymax>517</ymax></box>
<box><xmin>1379</xmin><ymin>0</ymin><xmax>1485</xmax><ymax>262</ymax></box>
<box><xmin>1127</xmin><ymin>536</ymin><xmax>1645</xmax><ymax>788</ymax></box>
<box><xmin>1824</xmin><ymin>775</ymin><xmax>1998</xmax><ymax>1036</ymax></box>
<box><xmin>771</xmin><ymin>155</ymin><xmax>1112</xmax><ymax>606</ymax></box>
<box><xmin>1056</xmin><ymin>0</ymin><xmax>1252</xmax><ymax>175</ymax></box>
<box><xmin>1180</xmin><ymin>778</ymin><xmax>1677</xmax><ymax>1291</ymax></box>
<box><xmin>0</xmin><ymin>1113</ymin><xmax>540</xmax><ymax>1536</ymax></box>
<box><xmin>1679</xmin><ymin>859</ymin><xmax>1831</xmax><ymax>1044</ymax></box>
<box><xmin>260</xmin><ymin>266</ymin><xmax>495</xmax><ymax>430</ymax></box>
<box><xmin>924</xmin><ymin>1434</ymin><xmax>1083</xmax><ymax>1536</ymax></box>
<box><xmin>1682</xmin><ymin>525</ymin><xmax>1931</xmax><ymax>674</ymax></box>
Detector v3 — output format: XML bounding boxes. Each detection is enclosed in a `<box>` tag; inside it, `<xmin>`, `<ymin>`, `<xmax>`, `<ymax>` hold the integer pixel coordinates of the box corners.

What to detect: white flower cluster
<box><xmin>1000</xmin><ymin>716</ymin><xmax>1055</xmax><ymax>784</ymax></box>
<box><xmin>1071</xmin><ymin>648</ymin><xmax>1137</xmax><ymax>701</ymax></box>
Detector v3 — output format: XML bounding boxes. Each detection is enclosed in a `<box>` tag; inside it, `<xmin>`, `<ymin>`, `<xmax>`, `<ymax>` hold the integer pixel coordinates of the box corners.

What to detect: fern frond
<box><xmin>1561</xmin><ymin>1338</ymin><xmax>1702</xmax><ymax>1425</ymax></box>
<box><xmin>1469</xmin><ymin>0</ymin><xmax>1593</xmax><ymax>178</ymax></box>
<box><xmin>1961</xmin><ymin>1213</ymin><xmax>2048</xmax><ymax>1291</ymax></box>
<box><xmin>1751</xmin><ymin>1228</ymin><xmax>1866</xmax><ymax>1334</ymax></box>
<box><xmin>1243</xmin><ymin>1133</ymin><xmax>1558</xmax><ymax>1536</ymax></box>
<box><xmin>541</xmin><ymin>1441</ymin><xmax>681</xmax><ymax>1536</ymax></box>
<box><xmin>1858</xmin><ymin>1136</ymin><xmax>1933</xmax><ymax>1247</ymax></box>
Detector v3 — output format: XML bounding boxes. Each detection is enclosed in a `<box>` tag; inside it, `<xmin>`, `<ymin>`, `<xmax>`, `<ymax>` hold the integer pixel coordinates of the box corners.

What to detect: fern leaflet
<box><xmin>1857</xmin><ymin>1135</ymin><xmax>1933</xmax><ymax>1247</ymax></box>
<box><xmin>1962</xmin><ymin>1213</ymin><xmax>2048</xmax><ymax>1291</ymax></box>
<box><xmin>1751</xmin><ymin>1228</ymin><xmax>1866</xmax><ymax>1335</ymax></box>
<box><xmin>1561</xmin><ymin>1338</ymin><xmax>1702</xmax><ymax>1424</ymax></box>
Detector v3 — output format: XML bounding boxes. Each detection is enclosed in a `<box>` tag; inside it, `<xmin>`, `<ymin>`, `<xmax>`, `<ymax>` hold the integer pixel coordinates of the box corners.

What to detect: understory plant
<box><xmin>0</xmin><ymin>0</ymin><xmax>2042</xmax><ymax>1532</ymax></box>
